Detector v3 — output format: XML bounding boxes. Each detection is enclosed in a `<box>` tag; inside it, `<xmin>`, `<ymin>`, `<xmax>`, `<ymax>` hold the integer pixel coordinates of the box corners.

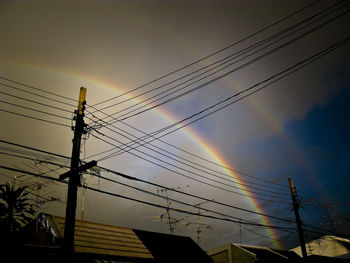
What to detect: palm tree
<box><xmin>0</xmin><ymin>183</ymin><xmax>36</xmax><ymax>234</ymax></box>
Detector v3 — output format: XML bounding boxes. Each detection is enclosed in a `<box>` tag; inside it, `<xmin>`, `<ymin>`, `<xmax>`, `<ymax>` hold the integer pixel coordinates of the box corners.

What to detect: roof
<box><xmin>207</xmin><ymin>243</ymin><xmax>301</xmax><ymax>263</ymax></box>
<box><xmin>21</xmin><ymin>213</ymin><xmax>212</xmax><ymax>262</ymax></box>
<box><xmin>134</xmin><ymin>229</ymin><xmax>213</xmax><ymax>262</ymax></box>
<box><xmin>50</xmin><ymin>214</ymin><xmax>153</xmax><ymax>261</ymax></box>
<box><xmin>236</xmin><ymin>244</ymin><xmax>289</xmax><ymax>263</ymax></box>
<box><xmin>291</xmin><ymin>235</ymin><xmax>350</xmax><ymax>259</ymax></box>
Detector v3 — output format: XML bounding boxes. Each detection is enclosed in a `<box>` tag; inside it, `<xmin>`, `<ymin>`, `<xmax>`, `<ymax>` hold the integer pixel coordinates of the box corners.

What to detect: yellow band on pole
<box><xmin>78</xmin><ymin>87</ymin><xmax>87</xmax><ymax>116</ymax></box>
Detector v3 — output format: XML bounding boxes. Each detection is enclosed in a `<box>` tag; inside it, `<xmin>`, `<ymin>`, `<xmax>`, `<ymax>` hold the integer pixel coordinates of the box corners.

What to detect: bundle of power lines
<box><xmin>1</xmin><ymin>0</ymin><xmax>350</xmax><ymax>247</ymax></box>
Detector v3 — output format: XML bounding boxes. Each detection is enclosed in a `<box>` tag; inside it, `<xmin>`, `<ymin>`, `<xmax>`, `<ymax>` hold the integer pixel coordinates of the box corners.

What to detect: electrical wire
<box><xmin>93</xmin><ymin>2</ymin><xmax>350</xmax><ymax>124</ymax></box>
<box><xmin>299</xmin><ymin>192</ymin><xmax>350</xmax><ymax>220</ymax></box>
<box><xmin>0</xmin><ymin>108</ymin><xmax>71</xmax><ymax>128</ymax></box>
<box><xmin>85</xmin><ymin>110</ymin><xmax>289</xmax><ymax>191</ymax></box>
<box><xmin>93</xmin><ymin>172</ymin><xmax>259</xmax><ymax>225</ymax></box>
<box><xmin>89</xmin><ymin>0</ymin><xmax>321</xmax><ymax>108</ymax></box>
<box><xmin>95</xmin><ymin>35</ymin><xmax>350</xmax><ymax>163</ymax></box>
<box><xmin>85</xmin><ymin>31</ymin><xmax>349</xmax><ymax>200</ymax></box>
<box><xmin>2</xmin><ymin>0</ymin><xmax>344</xmax><ymax>196</ymax></box>
<box><xmin>1</xmin><ymin>146</ymin><xmax>343</xmax><ymax>236</ymax></box>
<box><xmin>91</xmin><ymin>131</ymin><xmax>291</xmax><ymax>203</ymax></box>
<box><xmin>85</xmin><ymin>115</ymin><xmax>290</xmax><ymax>198</ymax></box>
<box><xmin>99</xmin><ymin>166</ymin><xmax>294</xmax><ymax>224</ymax></box>
<box><xmin>86</xmin><ymin>115</ymin><xmax>289</xmax><ymax>193</ymax></box>
<box><xmin>0</xmin><ymin>165</ymin><xmax>298</xmax><ymax>232</ymax></box>
<box><xmin>0</xmin><ymin>88</ymin><xmax>73</xmax><ymax>114</ymax></box>
<box><xmin>0</xmin><ymin>81</ymin><xmax>76</xmax><ymax>108</ymax></box>
<box><xmin>0</xmin><ymin>140</ymin><xmax>70</xmax><ymax>160</ymax></box>
<box><xmin>0</xmin><ymin>100</ymin><xmax>71</xmax><ymax>121</ymax></box>
<box><xmin>78</xmin><ymin>2</ymin><xmax>348</xmax><ymax>198</ymax></box>
<box><xmin>83</xmin><ymin>35</ymin><xmax>350</xmax><ymax>202</ymax></box>
<box><xmin>0</xmin><ymin>151</ymin><xmax>70</xmax><ymax>169</ymax></box>
<box><xmin>2</xmin><ymin>165</ymin><xmax>342</xmax><ymax>238</ymax></box>
<box><xmin>0</xmin><ymin>172</ymin><xmax>62</xmax><ymax>204</ymax></box>
<box><xmin>0</xmin><ymin>141</ymin><xmax>295</xmax><ymax>224</ymax></box>
<box><xmin>0</xmin><ymin>76</ymin><xmax>77</xmax><ymax>103</ymax></box>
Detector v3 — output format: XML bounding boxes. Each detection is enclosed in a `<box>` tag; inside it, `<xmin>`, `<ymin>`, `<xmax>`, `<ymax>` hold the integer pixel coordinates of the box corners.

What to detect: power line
<box><xmin>97</xmin><ymin>166</ymin><xmax>331</xmax><ymax>235</ymax></box>
<box><xmin>85</xmin><ymin>110</ymin><xmax>289</xmax><ymax>191</ymax></box>
<box><xmin>2</xmin><ymin>1</ymin><xmax>344</xmax><ymax>196</ymax></box>
<box><xmin>0</xmin><ymin>80</ymin><xmax>76</xmax><ymax>108</ymax></box>
<box><xmin>0</xmin><ymin>151</ymin><xmax>69</xmax><ymax>169</ymax></box>
<box><xmin>94</xmin><ymin>2</ymin><xmax>350</xmax><ymax>124</ymax></box>
<box><xmin>0</xmin><ymin>140</ymin><xmax>70</xmax><ymax>160</ymax></box>
<box><xmin>0</xmin><ymin>165</ymin><xmax>296</xmax><ymax>232</ymax></box>
<box><xmin>0</xmin><ymin>141</ymin><xmax>294</xmax><ymax>223</ymax></box>
<box><xmin>0</xmin><ymin>87</ymin><xmax>73</xmax><ymax>114</ymax></box>
<box><xmin>93</xmin><ymin>172</ymin><xmax>259</xmax><ymax>225</ymax></box>
<box><xmin>1</xmin><ymin>165</ymin><xmax>339</xmax><ymax>238</ymax></box>
<box><xmin>3</xmin><ymin>19</ymin><xmax>348</xmax><ymax>206</ymax></box>
<box><xmin>99</xmin><ymin>166</ymin><xmax>294</xmax><ymax>224</ymax></box>
<box><xmin>1</xmin><ymin>148</ymin><xmax>340</xmax><ymax>236</ymax></box>
<box><xmin>85</xmin><ymin>115</ymin><xmax>290</xmax><ymax>198</ymax></box>
<box><xmin>84</xmin><ymin>34</ymin><xmax>350</xmax><ymax>200</ymax></box>
<box><xmin>0</xmin><ymin>76</ymin><xmax>77</xmax><ymax>103</ymax></box>
<box><xmin>88</xmin><ymin>119</ymin><xmax>289</xmax><ymax>194</ymax></box>
<box><xmin>95</xmin><ymin>35</ymin><xmax>350</xmax><ymax>164</ymax></box>
<box><xmin>0</xmin><ymin>172</ymin><xmax>62</xmax><ymax>204</ymax></box>
<box><xmin>81</xmin><ymin>1</ymin><xmax>349</xmax><ymax>195</ymax></box>
<box><xmin>91</xmin><ymin>131</ymin><xmax>290</xmax><ymax>204</ymax></box>
<box><xmin>89</xmin><ymin>0</ymin><xmax>321</xmax><ymax>108</ymax></box>
<box><xmin>0</xmin><ymin>100</ymin><xmax>72</xmax><ymax>121</ymax></box>
<box><xmin>0</xmin><ymin>108</ymin><xmax>71</xmax><ymax>128</ymax></box>
<box><xmin>299</xmin><ymin>192</ymin><xmax>350</xmax><ymax>219</ymax></box>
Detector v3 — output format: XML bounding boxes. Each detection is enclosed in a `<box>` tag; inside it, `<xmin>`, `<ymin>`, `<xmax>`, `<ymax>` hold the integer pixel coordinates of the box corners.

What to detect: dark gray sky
<box><xmin>1</xmin><ymin>0</ymin><xmax>349</xmax><ymax>251</ymax></box>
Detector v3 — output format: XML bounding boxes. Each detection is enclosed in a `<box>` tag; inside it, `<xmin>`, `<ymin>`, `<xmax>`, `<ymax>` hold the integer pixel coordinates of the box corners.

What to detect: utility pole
<box><xmin>62</xmin><ymin>87</ymin><xmax>87</xmax><ymax>257</ymax></box>
<box><xmin>288</xmin><ymin>178</ymin><xmax>307</xmax><ymax>259</ymax></box>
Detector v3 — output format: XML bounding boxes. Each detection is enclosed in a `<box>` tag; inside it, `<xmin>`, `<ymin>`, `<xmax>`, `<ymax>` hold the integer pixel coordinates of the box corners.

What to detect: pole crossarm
<box><xmin>59</xmin><ymin>160</ymin><xmax>97</xmax><ymax>181</ymax></box>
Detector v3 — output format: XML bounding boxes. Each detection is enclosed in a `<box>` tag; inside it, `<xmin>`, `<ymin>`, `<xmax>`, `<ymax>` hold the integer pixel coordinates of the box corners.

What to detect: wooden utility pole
<box><xmin>288</xmin><ymin>177</ymin><xmax>307</xmax><ymax>259</ymax></box>
<box><xmin>63</xmin><ymin>87</ymin><xmax>87</xmax><ymax>256</ymax></box>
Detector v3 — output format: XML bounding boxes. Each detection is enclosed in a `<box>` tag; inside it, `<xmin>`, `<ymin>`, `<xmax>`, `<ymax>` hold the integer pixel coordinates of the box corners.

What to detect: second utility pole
<box><xmin>288</xmin><ymin>177</ymin><xmax>307</xmax><ymax>259</ymax></box>
<box><xmin>63</xmin><ymin>87</ymin><xmax>87</xmax><ymax>257</ymax></box>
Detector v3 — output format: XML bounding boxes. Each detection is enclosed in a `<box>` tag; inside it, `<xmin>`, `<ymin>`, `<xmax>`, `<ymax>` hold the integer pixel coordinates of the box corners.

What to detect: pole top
<box><xmin>78</xmin><ymin>87</ymin><xmax>87</xmax><ymax>116</ymax></box>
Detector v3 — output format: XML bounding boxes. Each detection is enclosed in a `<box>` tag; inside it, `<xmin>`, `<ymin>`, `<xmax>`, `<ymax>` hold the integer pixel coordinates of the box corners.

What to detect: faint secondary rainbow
<box><xmin>222</xmin><ymin>76</ymin><xmax>328</xmax><ymax>199</ymax></box>
<box><xmin>8</xmin><ymin>62</ymin><xmax>283</xmax><ymax>249</ymax></box>
<box><xmin>161</xmin><ymin>112</ymin><xmax>283</xmax><ymax>249</ymax></box>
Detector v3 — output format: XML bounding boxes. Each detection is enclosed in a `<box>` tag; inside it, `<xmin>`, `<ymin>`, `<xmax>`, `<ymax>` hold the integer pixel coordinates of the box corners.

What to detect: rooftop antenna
<box><xmin>193</xmin><ymin>199</ymin><xmax>214</xmax><ymax>245</ymax></box>
<box><xmin>157</xmin><ymin>185</ymin><xmax>189</xmax><ymax>234</ymax></box>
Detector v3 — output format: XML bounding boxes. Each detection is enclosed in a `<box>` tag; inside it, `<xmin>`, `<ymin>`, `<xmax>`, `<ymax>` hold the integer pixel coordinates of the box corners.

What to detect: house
<box><xmin>208</xmin><ymin>237</ymin><xmax>350</xmax><ymax>263</ymax></box>
<box><xmin>207</xmin><ymin>243</ymin><xmax>301</xmax><ymax>263</ymax></box>
<box><xmin>17</xmin><ymin>213</ymin><xmax>213</xmax><ymax>262</ymax></box>
<box><xmin>291</xmin><ymin>235</ymin><xmax>350</xmax><ymax>260</ymax></box>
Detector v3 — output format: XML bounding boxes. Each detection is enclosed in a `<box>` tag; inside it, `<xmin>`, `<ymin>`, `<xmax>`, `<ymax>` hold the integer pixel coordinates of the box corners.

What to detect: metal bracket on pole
<box><xmin>59</xmin><ymin>160</ymin><xmax>97</xmax><ymax>181</ymax></box>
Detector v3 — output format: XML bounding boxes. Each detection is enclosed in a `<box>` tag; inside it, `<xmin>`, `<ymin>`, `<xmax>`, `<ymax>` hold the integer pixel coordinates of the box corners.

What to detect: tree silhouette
<box><xmin>0</xmin><ymin>183</ymin><xmax>36</xmax><ymax>234</ymax></box>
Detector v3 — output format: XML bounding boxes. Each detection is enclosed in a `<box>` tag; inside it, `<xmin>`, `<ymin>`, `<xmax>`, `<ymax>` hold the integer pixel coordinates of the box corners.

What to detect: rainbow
<box><xmin>161</xmin><ymin>111</ymin><xmax>283</xmax><ymax>249</ymax></box>
<box><xmin>5</xmin><ymin>62</ymin><xmax>283</xmax><ymax>249</ymax></box>
<box><xmin>244</xmin><ymin>91</ymin><xmax>328</xmax><ymax>198</ymax></box>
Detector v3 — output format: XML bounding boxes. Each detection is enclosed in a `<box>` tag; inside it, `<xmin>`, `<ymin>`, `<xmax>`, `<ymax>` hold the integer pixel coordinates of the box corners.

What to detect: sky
<box><xmin>0</xmin><ymin>0</ymin><xmax>350</xmax><ymax>251</ymax></box>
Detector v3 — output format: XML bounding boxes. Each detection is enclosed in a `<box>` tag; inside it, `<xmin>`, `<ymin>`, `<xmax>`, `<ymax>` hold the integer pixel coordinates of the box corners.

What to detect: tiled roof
<box><xmin>50</xmin><ymin>215</ymin><xmax>153</xmax><ymax>260</ymax></box>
